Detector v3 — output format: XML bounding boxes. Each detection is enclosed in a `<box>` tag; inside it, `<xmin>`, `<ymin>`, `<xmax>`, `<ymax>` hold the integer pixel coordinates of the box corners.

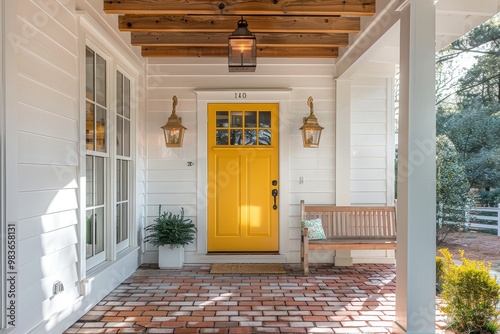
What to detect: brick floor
<box><xmin>64</xmin><ymin>264</ymin><xmax>446</xmax><ymax>333</ymax></box>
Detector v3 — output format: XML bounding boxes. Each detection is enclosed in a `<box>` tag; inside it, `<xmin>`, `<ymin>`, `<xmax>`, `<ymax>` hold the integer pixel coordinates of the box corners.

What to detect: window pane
<box><xmin>121</xmin><ymin>161</ymin><xmax>128</xmax><ymax>201</ymax></box>
<box><xmin>95</xmin><ymin>207</ymin><xmax>105</xmax><ymax>254</ymax></box>
<box><xmin>245</xmin><ymin>112</ymin><xmax>257</xmax><ymax>127</ymax></box>
<box><xmin>230</xmin><ymin>112</ymin><xmax>243</xmax><ymax>127</ymax></box>
<box><xmin>86</xmin><ymin>102</ymin><xmax>95</xmax><ymax>151</ymax></box>
<box><xmin>245</xmin><ymin>130</ymin><xmax>257</xmax><ymax>145</ymax></box>
<box><xmin>116</xmin><ymin>203</ymin><xmax>121</xmax><ymax>242</ymax></box>
<box><xmin>259</xmin><ymin>111</ymin><xmax>271</xmax><ymax>128</ymax></box>
<box><xmin>124</xmin><ymin>76</ymin><xmax>130</xmax><ymax>119</ymax></box>
<box><xmin>216</xmin><ymin>111</ymin><xmax>228</xmax><ymax>127</ymax></box>
<box><xmin>116</xmin><ymin>160</ymin><xmax>121</xmax><ymax>201</ymax></box>
<box><xmin>216</xmin><ymin>130</ymin><xmax>228</xmax><ymax>145</ymax></box>
<box><xmin>259</xmin><ymin>129</ymin><xmax>271</xmax><ymax>145</ymax></box>
<box><xmin>121</xmin><ymin>203</ymin><xmax>128</xmax><ymax>243</ymax></box>
<box><xmin>96</xmin><ymin>106</ymin><xmax>106</xmax><ymax>152</ymax></box>
<box><xmin>116</xmin><ymin>203</ymin><xmax>128</xmax><ymax>244</ymax></box>
<box><xmin>230</xmin><ymin>130</ymin><xmax>242</xmax><ymax>145</ymax></box>
<box><xmin>116</xmin><ymin>115</ymin><xmax>123</xmax><ymax>156</ymax></box>
<box><xmin>96</xmin><ymin>54</ymin><xmax>106</xmax><ymax>107</ymax></box>
<box><xmin>85</xmin><ymin>210</ymin><xmax>94</xmax><ymax>259</ymax></box>
<box><xmin>95</xmin><ymin>157</ymin><xmax>105</xmax><ymax>205</ymax></box>
<box><xmin>116</xmin><ymin>72</ymin><xmax>123</xmax><ymax>116</ymax></box>
<box><xmin>86</xmin><ymin>156</ymin><xmax>94</xmax><ymax>206</ymax></box>
<box><xmin>123</xmin><ymin>119</ymin><xmax>130</xmax><ymax>157</ymax></box>
<box><xmin>86</xmin><ymin>47</ymin><xmax>94</xmax><ymax>101</ymax></box>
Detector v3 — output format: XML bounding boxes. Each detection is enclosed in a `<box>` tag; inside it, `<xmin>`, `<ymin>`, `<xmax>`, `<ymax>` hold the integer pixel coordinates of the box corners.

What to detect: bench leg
<box><xmin>334</xmin><ymin>250</ymin><xmax>353</xmax><ymax>266</ymax></box>
<box><xmin>301</xmin><ymin>228</ymin><xmax>309</xmax><ymax>275</ymax></box>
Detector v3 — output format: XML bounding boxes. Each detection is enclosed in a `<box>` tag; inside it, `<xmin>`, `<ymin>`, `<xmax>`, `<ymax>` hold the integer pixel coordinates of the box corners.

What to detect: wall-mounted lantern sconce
<box><xmin>299</xmin><ymin>96</ymin><xmax>324</xmax><ymax>148</ymax></box>
<box><xmin>228</xmin><ymin>18</ymin><xmax>256</xmax><ymax>72</ymax></box>
<box><xmin>161</xmin><ymin>95</ymin><xmax>187</xmax><ymax>148</ymax></box>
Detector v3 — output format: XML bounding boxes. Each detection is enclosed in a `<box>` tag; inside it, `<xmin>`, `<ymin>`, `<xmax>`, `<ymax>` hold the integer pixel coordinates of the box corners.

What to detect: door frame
<box><xmin>192</xmin><ymin>89</ymin><xmax>292</xmax><ymax>263</ymax></box>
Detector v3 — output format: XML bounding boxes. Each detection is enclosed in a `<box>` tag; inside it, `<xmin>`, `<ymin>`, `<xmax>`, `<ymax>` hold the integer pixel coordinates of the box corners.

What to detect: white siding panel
<box><xmin>18</xmin><ymin>189</ymin><xmax>78</xmax><ymax>220</ymax></box>
<box><xmin>17</xmin><ymin>2</ymin><xmax>77</xmax><ymax>54</ymax></box>
<box><xmin>18</xmin><ymin>103</ymin><xmax>78</xmax><ymax>141</ymax></box>
<box><xmin>147</xmin><ymin>76</ymin><xmax>334</xmax><ymax>91</ymax></box>
<box><xmin>290</xmin><ymin>193</ymin><xmax>335</xmax><ymax>206</ymax></box>
<box><xmin>147</xmin><ymin>193</ymin><xmax>197</xmax><ymax>205</ymax></box>
<box><xmin>351</xmin><ymin>192</ymin><xmax>387</xmax><ymax>205</ymax></box>
<box><xmin>351</xmin><ymin>99</ymin><xmax>387</xmax><ymax>111</ymax></box>
<box><xmin>351</xmin><ymin>168</ymin><xmax>387</xmax><ymax>180</ymax></box>
<box><xmin>18</xmin><ymin>225</ymin><xmax>78</xmax><ymax>266</ymax></box>
<box><xmin>148</xmin><ymin>181</ymin><xmax>197</xmax><ymax>194</ymax></box>
<box><xmin>18</xmin><ymin>132</ymin><xmax>78</xmax><ymax>165</ymax></box>
<box><xmin>352</xmin><ymin>146</ymin><xmax>387</xmax><ymax>157</ymax></box>
<box><xmin>18</xmin><ymin>244</ymin><xmax>78</xmax><ymax>290</ymax></box>
<box><xmin>17</xmin><ymin>48</ymin><xmax>77</xmax><ymax>98</ymax></box>
<box><xmin>352</xmin><ymin>111</ymin><xmax>386</xmax><ymax>123</ymax></box>
<box><xmin>351</xmin><ymin>180</ymin><xmax>386</xmax><ymax>191</ymax></box>
<box><xmin>17</xmin><ymin>210</ymin><xmax>78</xmax><ymax>240</ymax></box>
<box><xmin>148</xmin><ymin>169</ymin><xmax>197</xmax><ymax>182</ymax></box>
<box><xmin>289</xmin><ymin>157</ymin><xmax>335</xmax><ymax>170</ymax></box>
<box><xmin>17</xmin><ymin>17</ymin><xmax>77</xmax><ymax>75</ymax></box>
<box><xmin>351</xmin><ymin>122</ymin><xmax>387</xmax><ymax>135</ymax></box>
<box><xmin>18</xmin><ymin>164</ymin><xmax>78</xmax><ymax>191</ymax></box>
<box><xmin>17</xmin><ymin>75</ymin><xmax>78</xmax><ymax>119</ymax></box>
<box><xmin>351</xmin><ymin>158</ymin><xmax>386</xmax><ymax>168</ymax></box>
<box><xmin>351</xmin><ymin>86</ymin><xmax>387</xmax><ymax>99</ymax></box>
<box><xmin>290</xmin><ymin>180</ymin><xmax>335</xmax><ymax>192</ymax></box>
<box><xmin>289</xmin><ymin>170</ymin><xmax>335</xmax><ymax>181</ymax></box>
<box><xmin>351</xmin><ymin>135</ymin><xmax>387</xmax><ymax>146</ymax></box>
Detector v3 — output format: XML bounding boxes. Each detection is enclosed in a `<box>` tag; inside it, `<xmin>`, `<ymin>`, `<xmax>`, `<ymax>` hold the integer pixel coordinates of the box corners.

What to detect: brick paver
<box><xmin>64</xmin><ymin>264</ymin><xmax>445</xmax><ymax>333</ymax></box>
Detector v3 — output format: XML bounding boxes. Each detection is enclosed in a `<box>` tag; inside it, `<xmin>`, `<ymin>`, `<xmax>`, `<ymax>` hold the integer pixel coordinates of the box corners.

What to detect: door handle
<box><xmin>272</xmin><ymin>189</ymin><xmax>278</xmax><ymax>210</ymax></box>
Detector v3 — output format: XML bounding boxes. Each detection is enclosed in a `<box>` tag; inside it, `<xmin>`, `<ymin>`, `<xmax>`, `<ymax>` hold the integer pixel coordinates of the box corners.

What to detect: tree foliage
<box><xmin>436</xmin><ymin>136</ymin><xmax>472</xmax><ymax>244</ymax></box>
<box><xmin>436</xmin><ymin>15</ymin><xmax>500</xmax><ymax>194</ymax></box>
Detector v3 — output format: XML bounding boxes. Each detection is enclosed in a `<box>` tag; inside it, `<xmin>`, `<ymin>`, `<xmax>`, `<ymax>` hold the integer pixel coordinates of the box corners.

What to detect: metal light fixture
<box><xmin>161</xmin><ymin>95</ymin><xmax>187</xmax><ymax>148</ymax></box>
<box><xmin>300</xmin><ymin>96</ymin><xmax>324</xmax><ymax>148</ymax></box>
<box><xmin>228</xmin><ymin>18</ymin><xmax>256</xmax><ymax>72</ymax></box>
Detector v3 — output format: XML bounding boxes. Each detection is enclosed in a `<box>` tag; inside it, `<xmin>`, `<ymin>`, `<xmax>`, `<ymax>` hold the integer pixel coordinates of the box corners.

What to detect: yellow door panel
<box><xmin>208</xmin><ymin>103</ymin><xmax>279</xmax><ymax>252</ymax></box>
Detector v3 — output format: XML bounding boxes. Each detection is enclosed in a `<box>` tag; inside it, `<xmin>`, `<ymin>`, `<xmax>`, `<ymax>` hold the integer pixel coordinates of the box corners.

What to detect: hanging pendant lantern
<box><xmin>228</xmin><ymin>18</ymin><xmax>257</xmax><ymax>72</ymax></box>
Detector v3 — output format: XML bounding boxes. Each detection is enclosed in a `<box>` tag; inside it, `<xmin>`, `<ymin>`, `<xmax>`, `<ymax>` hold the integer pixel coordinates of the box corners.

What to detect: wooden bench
<box><xmin>300</xmin><ymin>200</ymin><xmax>397</xmax><ymax>274</ymax></box>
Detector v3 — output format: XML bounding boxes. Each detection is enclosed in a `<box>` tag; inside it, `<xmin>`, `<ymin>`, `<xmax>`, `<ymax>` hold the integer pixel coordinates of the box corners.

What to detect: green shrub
<box><xmin>439</xmin><ymin>248</ymin><xmax>500</xmax><ymax>333</ymax></box>
<box><xmin>436</xmin><ymin>256</ymin><xmax>445</xmax><ymax>294</ymax></box>
<box><xmin>144</xmin><ymin>206</ymin><xmax>197</xmax><ymax>248</ymax></box>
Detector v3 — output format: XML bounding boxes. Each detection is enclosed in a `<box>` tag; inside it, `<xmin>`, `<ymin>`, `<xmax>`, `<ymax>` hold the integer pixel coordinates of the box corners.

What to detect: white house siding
<box><xmin>2</xmin><ymin>1</ymin><xmax>145</xmax><ymax>333</ymax></box>
<box><xmin>349</xmin><ymin>75</ymin><xmax>396</xmax><ymax>264</ymax></box>
<box><xmin>144</xmin><ymin>58</ymin><xmax>336</xmax><ymax>264</ymax></box>
<box><xmin>351</xmin><ymin>77</ymin><xmax>395</xmax><ymax>206</ymax></box>
<box><xmin>11</xmin><ymin>0</ymin><xmax>80</xmax><ymax>332</ymax></box>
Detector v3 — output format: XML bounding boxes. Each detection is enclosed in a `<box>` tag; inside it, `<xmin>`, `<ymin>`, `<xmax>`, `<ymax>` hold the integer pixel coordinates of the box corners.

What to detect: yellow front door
<box><xmin>207</xmin><ymin>103</ymin><xmax>279</xmax><ymax>252</ymax></box>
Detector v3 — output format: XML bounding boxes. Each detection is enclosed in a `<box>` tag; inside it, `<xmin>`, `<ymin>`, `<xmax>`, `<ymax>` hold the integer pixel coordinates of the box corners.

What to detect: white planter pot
<box><xmin>158</xmin><ymin>245</ymin><xmax>184</xmax><ymax>269</ymax></box>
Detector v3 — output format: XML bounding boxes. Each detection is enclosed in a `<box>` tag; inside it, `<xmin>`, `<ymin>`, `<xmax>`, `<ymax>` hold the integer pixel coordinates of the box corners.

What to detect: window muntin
<box><xmin>215</xmin><ymin>110</ymin><xmax>272</xmax><ymax>146</ymax></box>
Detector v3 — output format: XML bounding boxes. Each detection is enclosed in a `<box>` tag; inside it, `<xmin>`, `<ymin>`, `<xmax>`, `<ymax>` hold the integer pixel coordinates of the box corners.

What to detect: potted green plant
<box><xmin>144</xmin><ymin>206</ymin><xmax>197</xmax><ymax>268</ymax></box>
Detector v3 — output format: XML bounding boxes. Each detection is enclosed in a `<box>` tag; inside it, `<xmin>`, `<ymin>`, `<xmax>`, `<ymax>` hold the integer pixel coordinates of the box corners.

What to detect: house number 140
<box><xmin>235</xmin><ymin>93</ymin><xmax>247</xmax><ymax>99</ymax></box>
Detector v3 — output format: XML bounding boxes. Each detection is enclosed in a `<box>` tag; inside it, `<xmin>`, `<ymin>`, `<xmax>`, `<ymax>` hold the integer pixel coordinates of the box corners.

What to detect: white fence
<box><xmin>468</xmin><ymin>205</ymin><xmax>500</xmax><ymax>236</ymax></box>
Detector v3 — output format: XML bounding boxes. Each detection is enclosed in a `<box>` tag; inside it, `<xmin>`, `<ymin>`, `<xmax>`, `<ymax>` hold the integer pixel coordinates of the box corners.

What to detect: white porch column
<box><xmin>335</xmin><ymin>79</ymin><xmax>353</xmax><ymax>266</ymax></box>
<box><xmin>395</xmin><ymin>0</ymin><xmax>436</xmax><ymax>333</ymax></box>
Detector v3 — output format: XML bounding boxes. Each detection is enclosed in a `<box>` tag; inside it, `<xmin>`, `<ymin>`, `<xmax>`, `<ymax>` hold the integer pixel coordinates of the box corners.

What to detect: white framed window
<box><xmin>85</xmin><ymin>45</ymin><xmax>109</xmax><ymax>268</ymax></box>
<box><xmin>115</xmin><ymin>70</ymin><xmax>131</xmax><ymax>253</ymax></box>
<box><xmin>80</xmin><ymin>12</ymin><xmax>138</xmax><ymax>272</ymax></box>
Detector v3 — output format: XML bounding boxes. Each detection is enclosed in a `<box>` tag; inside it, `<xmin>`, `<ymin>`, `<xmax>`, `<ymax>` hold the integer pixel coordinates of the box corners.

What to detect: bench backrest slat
<box><xmin>300</xmin><ymin>201</ymin><xmax>397</xmax><ymax>239</ymax></box>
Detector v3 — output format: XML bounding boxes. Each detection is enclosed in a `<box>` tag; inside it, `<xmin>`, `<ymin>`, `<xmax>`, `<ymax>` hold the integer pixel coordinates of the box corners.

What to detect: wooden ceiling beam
<box><xmin>141</xmin><ymin>46</ymin><xmax>339</xmax><ymax>58</ymax></box>
<box><xmin>104</xmin><ymin>0</ymin><xmax>375</xmax><ymax>16</ymax></box>
<box><xmin>131</xmin><ymin>32</ymin><xmax>349</xmax><ymax>47</ymax></box>
<box><xmin>119</xmin><ymin>15</ymin><xmax>361</xmax><ymax>33</ymax></box>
